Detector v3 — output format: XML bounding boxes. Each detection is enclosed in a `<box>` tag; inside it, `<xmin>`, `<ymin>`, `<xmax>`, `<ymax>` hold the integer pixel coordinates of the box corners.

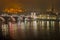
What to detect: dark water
<box><xmin>0</xmin><ymin>20</ymin><xmax>60</xmax><ymax>40</ymax></box>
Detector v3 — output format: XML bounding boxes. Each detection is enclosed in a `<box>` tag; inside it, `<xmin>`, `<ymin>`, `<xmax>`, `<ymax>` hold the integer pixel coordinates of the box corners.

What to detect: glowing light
<box><xmin>3</xmin><ymin>8</ymin><xmax>24</xmax><ymax>14</ymax></box>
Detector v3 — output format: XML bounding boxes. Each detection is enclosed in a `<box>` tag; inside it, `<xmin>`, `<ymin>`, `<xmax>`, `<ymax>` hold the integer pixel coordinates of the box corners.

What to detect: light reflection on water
<box><xmin>1</xmin><ymin>20</ymin><xmax>60</xmax><ymax>40</ymax></box>
<box><xmin>59</xmin><ymin>21</ymin><xmax>60</xmax><ymax>31</ymax></box>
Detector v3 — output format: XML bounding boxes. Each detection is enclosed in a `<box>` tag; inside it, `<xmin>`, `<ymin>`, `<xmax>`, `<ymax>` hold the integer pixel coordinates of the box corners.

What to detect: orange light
<box><xmin>18</xmin><ymin>10</ymin><xmax>23</xmax><ymax>12</ymax></box>
<box><xmin>3</xmin><ymin>8</ymin><xmax>24</xmax><ymax>13</ymax></box>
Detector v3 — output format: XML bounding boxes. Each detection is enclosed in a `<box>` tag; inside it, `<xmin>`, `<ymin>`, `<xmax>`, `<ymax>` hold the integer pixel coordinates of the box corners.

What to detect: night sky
<box><xmin>0</xmin><ymin>0</ymin><xmax>60</xmax><ymax>12</ymax></box>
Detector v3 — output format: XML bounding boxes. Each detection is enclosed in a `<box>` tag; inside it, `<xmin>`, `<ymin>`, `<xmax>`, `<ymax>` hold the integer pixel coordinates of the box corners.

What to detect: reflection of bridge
<box><xmin>0</xmin><ymin>15</ymin><xmax>60</xmax><ymax>40</ymax></box>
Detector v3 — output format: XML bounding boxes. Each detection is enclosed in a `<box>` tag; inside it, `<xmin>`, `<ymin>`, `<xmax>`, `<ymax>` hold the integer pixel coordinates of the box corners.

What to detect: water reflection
<box><xmin>32</xmin><ymin>21</ymin><xmax>38</xmax><ymax>37</ymax></box>
<box><xmin>51</xmin><ymin>21</ymin><xmax>55</xmax><ymax>31</ymax></box>
<box><xmin>1</xmin><ymin>20</ymin><xmax>60</xmax><ymax>40</ymax></box>
<box><xmin>47</xmin><ymin>21</ymin><xmax>49</xmax><ymax>30</ymax></box>
<box><xmin>59</xmin><ymin>21</ymin><xmax>60</xmax><ymax>31</ymax></box>
<box><xmin>2</xmin><ymin>24</ymin><xmax>8</xmax><ymax>37</ymax></box>
<box><xmin>41</xmin><ymin>21</ymin><xmax>45</xmax><ymax>30</ymax></box>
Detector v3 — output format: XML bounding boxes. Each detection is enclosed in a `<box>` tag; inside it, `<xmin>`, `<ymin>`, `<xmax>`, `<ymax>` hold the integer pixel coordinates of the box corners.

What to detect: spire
<box><xmin>51</xmin><ymin>0</ymin><xmax>54</xmax><ymax>12</ymax></box>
